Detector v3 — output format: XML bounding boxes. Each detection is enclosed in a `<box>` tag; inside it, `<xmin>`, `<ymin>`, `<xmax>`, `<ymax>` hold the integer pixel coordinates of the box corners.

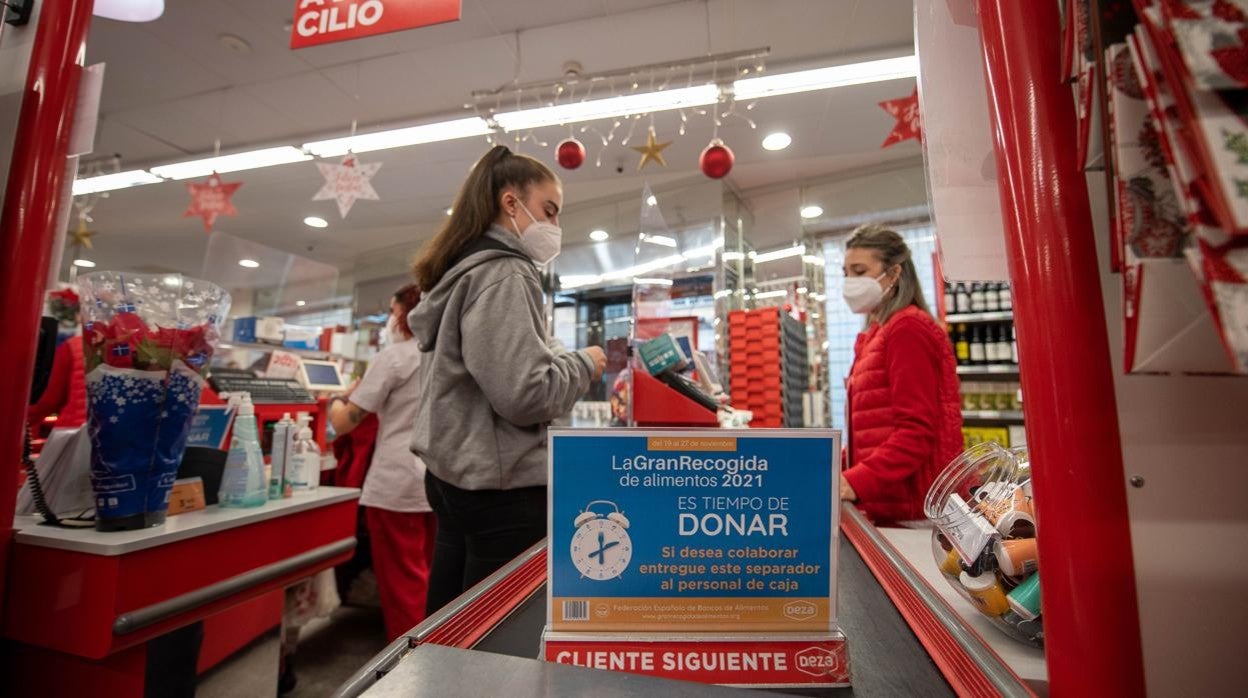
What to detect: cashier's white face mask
<box><xmin>511</xmin><ymin>199</ymin><xmax>562</xmax><ymax>266</ymax></box>
<box><xmin>842</xmin><ymin>273</ymin><xmax>892</xmax><ymax>314</ymax></box>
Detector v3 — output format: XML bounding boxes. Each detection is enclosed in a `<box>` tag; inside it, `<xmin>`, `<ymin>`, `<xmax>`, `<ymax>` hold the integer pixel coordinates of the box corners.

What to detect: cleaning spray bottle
<box><xmin>289</xmin><ymin>422</ymin><xmax>321</xmax><ymax>494</ymax></box>
<box><xmin>269</xmin><ymin>413</ymin><xmax>294</xmax><ymax>500</ymax></box>
<box><xmin>219</xmin><ymin>396</ymin><xmax>267</xmax><ymax>507</ymax></box>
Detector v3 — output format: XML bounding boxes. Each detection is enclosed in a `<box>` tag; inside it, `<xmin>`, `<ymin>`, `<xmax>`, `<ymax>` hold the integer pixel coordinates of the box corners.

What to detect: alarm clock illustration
<box><xmin>570</xmin><ymin>500</ymin><xmax>632</xmax><ymax>581</ymax></box>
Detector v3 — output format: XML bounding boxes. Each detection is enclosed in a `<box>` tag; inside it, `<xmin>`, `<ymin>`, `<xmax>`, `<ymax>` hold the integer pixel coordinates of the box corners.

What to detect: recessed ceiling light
<box><xmin>646</xmin><ymin>195</ymin><xmax>657</xmax><ymax>207</ymax></box>
<box><xmin>238</xmin><ymin>259</ymin><xmax>260</xmax><ymax>268</ymax></box>
<box><xmin>590</xmin><ymin>229</ymin><xmax>609</xmax><ymax>242</ymax></box>
<box><xmin>800</xmin><ymin>205</ymin><xmax>824</xmax><ymax>219</ymax></box>
<box><xmin>445</xmin><ymin>207</ymin><xmax>454</xmax><ymax>216</ymax></box>
<box><xmin>163</xmin><ymin>275</ymin><xmax>181</xmax><ymax>287</ymax></box>
<box><xmin>762</xmin><ymin>132</ymin><xmax>792</xmax><ymax>151</ymax></box>
<box><xmin>304</xmin><ymin>216</ymin><xmax>328</xmax><ymax>228</ymax></box>
<box><xmin>296</xmin><ymin>300</ymin><xmax>306</xmax><ymax>307</ymax></box>
<box><xmin>72</xmin><ymin>259</ymin><xmax>96</xmax><ymax>268</ymax></box>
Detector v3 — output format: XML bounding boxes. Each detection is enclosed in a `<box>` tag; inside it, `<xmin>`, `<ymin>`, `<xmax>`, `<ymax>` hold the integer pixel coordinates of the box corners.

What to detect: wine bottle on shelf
<box><xmin>970</xmin><ymin>325</ymin><xmax>986</xmax><ymax>365</ymax></box>
<box><xmin>1010</xmin><ymin>323</ymin><xmax>1019</xmax><ymax>364</ymax></box>
<box><xmin>999</xmin><ymin>283</ymin><xmax>1013</xmax><ymax>311</ymax></box>
<box><xmin>944</xmin><ymin>283</ymin><xmax>956</xmax><ymax>317</ymax></box>
<box><xmin>955</xmin><ymin>283</ymin><xmax>971</xmax><ymax>314</ymax></box>
<box><xmin>983</xmin><ymin>324</ymin><xmax>1000</xmax><ymax>363</ymax></box>
<box><xmin>955</xmin><ymin>323</ymin><xmax>970</xmax><ymax>366</ymax></box>
<box><xmin>995</xmin><ymin>323</ymin><xmax>1012</xmax><ymax>364</ymax></box>
<box><xmin>984</xmin><ymin>283</ymin><xmax>1000</xmax><ymax>312</ymax></box>
<box><xmin>970</xmin><ymin>283</ymin><xmax>986</xmax><ymax>313</ymax></box>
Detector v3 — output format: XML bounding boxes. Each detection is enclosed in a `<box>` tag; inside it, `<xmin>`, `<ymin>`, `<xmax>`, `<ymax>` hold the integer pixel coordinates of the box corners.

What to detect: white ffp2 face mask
<box><xmin>842</xmin><ymin>272</ymin><xmax>891</xmax><ymax>314</ymax></box>
<box><xmin>511</xmin><ymin>199</ymin><xmax>562</xmax><ymax>265</ymax></box>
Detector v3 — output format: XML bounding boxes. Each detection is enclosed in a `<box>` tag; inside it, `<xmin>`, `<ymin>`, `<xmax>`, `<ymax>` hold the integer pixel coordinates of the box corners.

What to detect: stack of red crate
<box><xmin>728</xmin><ymin>307</ymin><xmax>784</xmax><ymax>427</ymax></box>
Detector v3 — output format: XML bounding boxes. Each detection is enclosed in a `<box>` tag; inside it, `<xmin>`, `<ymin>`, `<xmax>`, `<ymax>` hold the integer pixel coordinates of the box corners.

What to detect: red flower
<box><xmin>110</xmin><ymin>312</ymin><xmax>149</xmax><ymax>343</ymax></box>
<box><xmin>50</xmin><ymin>288</ymin><xmax>80</xmax><ymax>306</ymax></box>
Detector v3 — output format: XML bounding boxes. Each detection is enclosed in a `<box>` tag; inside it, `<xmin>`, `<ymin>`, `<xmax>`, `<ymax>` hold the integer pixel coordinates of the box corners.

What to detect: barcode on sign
<box><xmin>562</xmin><ymin>600</ymin><xmax>588</xmax><ymax>621</ymax></box>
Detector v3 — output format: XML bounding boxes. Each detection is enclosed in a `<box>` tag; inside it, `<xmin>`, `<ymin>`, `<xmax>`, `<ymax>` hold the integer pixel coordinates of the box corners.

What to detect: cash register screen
<box><xmin>300</xmin><ymin>360</ymin><xmax>344</xmax><ymax>391</ymax></box>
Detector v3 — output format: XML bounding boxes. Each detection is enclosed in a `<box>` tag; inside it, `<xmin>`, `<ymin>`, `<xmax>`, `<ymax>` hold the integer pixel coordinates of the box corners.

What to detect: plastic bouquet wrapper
<box><xmin>924</xmin><ymin>442</ymin><xmax>1043</xmax><ymax>648</ymax></box>
<box><xmin>79</xmin><ymin>272</ymin><xmax>231</xmax><ymax>531</ymax></box>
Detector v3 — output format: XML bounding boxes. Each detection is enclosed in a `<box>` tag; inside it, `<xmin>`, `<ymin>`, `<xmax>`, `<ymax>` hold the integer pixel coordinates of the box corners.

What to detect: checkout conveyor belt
<box><xmin>337</xmin><ymin>506</ymin><xmax>1034</xmax><ymax>697</ymax></box>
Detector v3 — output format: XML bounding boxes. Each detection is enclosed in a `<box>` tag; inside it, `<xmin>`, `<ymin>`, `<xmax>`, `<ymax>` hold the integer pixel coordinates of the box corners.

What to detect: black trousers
<box><xmin>424</xmin><ymin>471</ymin><xmax>547</xmax><ymax>616</ymax></box>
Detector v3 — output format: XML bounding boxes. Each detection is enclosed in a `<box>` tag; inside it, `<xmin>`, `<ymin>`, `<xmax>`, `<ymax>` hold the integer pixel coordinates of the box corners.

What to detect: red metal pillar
<box><xmin>974</xmin><ymin>1</ymin><xmax>1147</xmax><ymax>695</ymax></box>
<box><xmin>0</xmin><ymin>0</ymin><xmax>96</xmax><ymax>609</ymax></box>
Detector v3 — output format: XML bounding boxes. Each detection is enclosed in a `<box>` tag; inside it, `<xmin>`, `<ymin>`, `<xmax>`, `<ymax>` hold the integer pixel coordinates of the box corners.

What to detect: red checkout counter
<box><xmin>334</xmin><ymin>504</ymin><xmax>1044</xmax><ymax>697</ymax></box>
<box><xmin>1</xmin><ymin>487</ymin><xmax>359</xmax><ymax>696</ymax></box>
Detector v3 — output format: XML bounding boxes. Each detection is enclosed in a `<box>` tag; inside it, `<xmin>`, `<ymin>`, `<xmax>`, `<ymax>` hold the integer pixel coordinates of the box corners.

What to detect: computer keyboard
<box><xmin>208</xmin><ymin>374</ymin><xmax>316</xmax><ymax>404</ymax></box>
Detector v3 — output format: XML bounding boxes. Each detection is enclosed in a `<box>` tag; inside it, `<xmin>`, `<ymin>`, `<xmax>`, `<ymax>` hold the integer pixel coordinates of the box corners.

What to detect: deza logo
<box><xmin>795</xmin><ymin>647</ymin><xmax>839</xmax><ymax>678</ymax></box>
<box><xmin>289</xmin><ymin>0</ymin><xmax>462</xmax><ymax>49</ymax></box>
<box><xmin>783</xmin><ymin>600</ymin><xmax>817</xmax><ymax>621</ymax></box>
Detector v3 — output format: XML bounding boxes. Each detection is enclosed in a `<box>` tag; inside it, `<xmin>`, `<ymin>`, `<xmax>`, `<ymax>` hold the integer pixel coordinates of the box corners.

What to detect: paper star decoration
<box><xmin>879</xmin><ymin>87</ymin><xmax>923</xmax><ymax>148</ymax></box>
<box><xmin>68</xmin><ymin>218</ymin><xmax>96</xmax><ymax>250</ymax></box>
<box><xmin>314</xmin><ymin>153</ymin><xmax>382</xmax><ymax>218</ymax></box>
<box><xmin>184</xmin><ymin>173</ymin><xmax>242</xmax><ymax>233</ymax></box>
<box><xmin>632</xmin><ymin>126</ymin><xmax>672</xmax><ymax>170</ymax></box>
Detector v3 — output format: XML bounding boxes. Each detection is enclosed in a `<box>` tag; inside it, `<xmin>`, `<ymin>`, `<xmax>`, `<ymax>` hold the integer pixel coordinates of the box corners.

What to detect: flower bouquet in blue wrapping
<box><xmin>78</xmin><ymin>272</ymin><xmax>231</xmax><ymax>531</ymax></box>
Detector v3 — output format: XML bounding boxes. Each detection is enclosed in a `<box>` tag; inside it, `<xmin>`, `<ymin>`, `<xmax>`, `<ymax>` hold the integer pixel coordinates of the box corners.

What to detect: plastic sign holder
<box><xmin>542</xmin><ymin>429</ymin><xmax>850</xmax><ymax>688</ymax></box>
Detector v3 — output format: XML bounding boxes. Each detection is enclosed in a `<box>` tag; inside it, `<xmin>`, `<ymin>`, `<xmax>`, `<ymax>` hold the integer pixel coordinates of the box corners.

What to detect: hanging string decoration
<box><xmin>184</xmin><ymin>172</ymin><xmax>242</xmax><ymax>233</ymax></box>
<box><xmin>879</xmin><ymin>87</ymin><xmax>923</xmax><ymax>148</ymax></box>
<box><xmin>469</xmin><ymin>48</ymin><xmax>770</xmax><ymax>179</ymax></box>
<box><xmin>313</xmin><ymin>153</ymin><xmax>382</xmax><ymax>218</ymax></box>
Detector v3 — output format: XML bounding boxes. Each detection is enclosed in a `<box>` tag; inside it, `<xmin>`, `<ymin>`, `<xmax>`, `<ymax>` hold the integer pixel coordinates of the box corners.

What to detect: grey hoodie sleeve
<box><xmin>461</xmin><ymin>272</ymin><xmax>593</xmax><ymax>427</ymax></box>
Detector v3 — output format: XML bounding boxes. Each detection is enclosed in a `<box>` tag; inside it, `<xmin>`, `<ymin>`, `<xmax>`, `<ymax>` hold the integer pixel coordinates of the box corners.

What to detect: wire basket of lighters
<box><xmin>924</xmin><ymin>442</ymin><xmax>1042</xmax><ymax>648</ymax></box>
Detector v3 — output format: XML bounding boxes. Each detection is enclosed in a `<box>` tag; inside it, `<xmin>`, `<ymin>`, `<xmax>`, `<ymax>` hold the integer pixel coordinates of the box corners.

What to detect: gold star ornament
<box><xmin>632</xmin><ymin>126</ymin><xmax>671</xmax><ymax>171</ymax></box>
<box><xmin>68</xmin><ymin>218</ymin><xmax>96</xmax><ymax>250</ymax></box>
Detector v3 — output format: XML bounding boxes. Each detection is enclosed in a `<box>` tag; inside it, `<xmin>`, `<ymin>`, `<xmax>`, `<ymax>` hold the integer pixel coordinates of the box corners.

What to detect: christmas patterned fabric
<box><xmin>78</xmin><ymin>272</ymin><xmax>230</xmax><ymax>530</ymax></box>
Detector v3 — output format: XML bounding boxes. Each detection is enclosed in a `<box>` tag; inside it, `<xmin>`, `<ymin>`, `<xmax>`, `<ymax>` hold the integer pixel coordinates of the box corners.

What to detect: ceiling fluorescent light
<box><xmin>150</xmin><ymin>146</ymin><xmax>311</xmax><ymax>180</ymax></box>
<box><xmin>753</xmin><ymin>289</ymin><xmax>788</xmax><ymax>300</ymax></box>
<box><xmin>722</xmin><ymin>251</ymin><xmax>746</xmax><ymax>262</ymax></box>
<box><xmin>753</xmin><ymin>244</ymin><xmax>807</xmax><ymax>264</ymax></box>
<box><xmin>494</xmin><ymin>85</ymin><xmax>719</xmax><ymax>131</ymax></box>
<box><xmin>633</xmin><ymin>277</ymin><xmax>674</xmax><ymax>287</ymax></box>
<box><xmin>72</xmin><ymin>169</ymin><xmax>164</xmax><ymax>196</ymax></box>
<box><xmin>733</xmin><ymin>55</ymin><xmax>917</xmax><ymax>100</ymax></box>
<box><xmin>304</xmin><ymin>117</ymin><xmax>492</xmax><ymax>158</ymax></box>
<box><xmin>802</xmin><ymin>255</ymin><xmax>826</xmax><ymax>266</ymax></box>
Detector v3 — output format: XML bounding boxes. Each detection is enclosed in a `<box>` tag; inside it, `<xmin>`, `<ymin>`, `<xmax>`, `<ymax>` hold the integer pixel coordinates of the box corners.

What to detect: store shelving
<box><xmin>218</xmin><ymin>341</ymin><xmax>337</xmax><ymax>360</ymax></box>
<box><xmin>962</xmin><ymin>410</ymin><xmax>1025</xmax><ymax>422</ymax></box>
<box><xmin>956</xmin><ymin>364</ymin><xmax>1020</xmax><ymax>375</ymax></box>
<box><xmin>944</xmin><ymin>311</ymin><xmax>1015</xmax><ymax>323</ymax></box>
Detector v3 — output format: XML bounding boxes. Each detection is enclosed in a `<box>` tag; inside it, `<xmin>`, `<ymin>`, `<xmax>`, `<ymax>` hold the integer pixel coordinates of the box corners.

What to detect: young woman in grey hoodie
<box><xmin>408</xmin><ymin>145</ymin><xmax>607</xmax><ymax>614</ymax></box>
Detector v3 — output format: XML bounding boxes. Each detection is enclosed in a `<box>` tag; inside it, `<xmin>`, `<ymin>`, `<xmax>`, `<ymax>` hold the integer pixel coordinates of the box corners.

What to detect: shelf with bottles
<box><xmin>956</xmin><ymin>365</ymin><xmax>1020</xmax><ymax>375</ymax></box>
<box><xmin>960</xmin><ymin>380</ymin><xmax>1023</xmax><ymax>423</ymax></box>
<box><xmin>962</xmin><ymin>410</ymin><xmax>1025</xmax><ymax>422</ymax></box>
<box><xmin>944</xmin><ymin>311</ymin><xmax>1015</xmax><ymax>323</ymax></box>
<box><xmin>942</xmin><ymin>280</ymin><xmax>1014</xmax><ymax>317</ymax></box>
<box><xmin>948</xmin><ymin>319</ymin><xmax>1018</xmax><ymax>369</ymax></box>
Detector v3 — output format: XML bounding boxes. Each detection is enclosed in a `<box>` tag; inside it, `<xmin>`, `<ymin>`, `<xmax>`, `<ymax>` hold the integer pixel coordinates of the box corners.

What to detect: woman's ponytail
<box><xmin>412</xmin><ymin>145</ymin><xmax>556</xmax><ymax>291</ymax></box>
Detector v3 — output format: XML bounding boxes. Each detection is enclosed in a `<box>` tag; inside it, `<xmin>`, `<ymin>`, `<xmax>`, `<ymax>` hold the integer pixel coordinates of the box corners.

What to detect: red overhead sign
<box><xmin>290</xmin><ymin>0</ymin><xmax>461</xmax><ymax>49</ymax></box>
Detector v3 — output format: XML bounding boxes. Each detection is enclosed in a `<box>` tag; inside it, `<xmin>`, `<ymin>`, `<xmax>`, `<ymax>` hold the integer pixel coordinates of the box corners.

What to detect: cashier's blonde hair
<box><xmin>845</xmin><ymin>224</ymin><xmax>930</xmax><ymax>325</ymax></box>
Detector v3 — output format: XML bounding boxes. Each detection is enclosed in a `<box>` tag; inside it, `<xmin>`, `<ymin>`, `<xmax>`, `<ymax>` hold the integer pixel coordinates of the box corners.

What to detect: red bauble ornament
<box><xmin>699</xmin><ymin>139</ymin><xmax>734</xmax><ymax>179</ymax></box>
<box><xmin>556</xmin><ymin>138</ymin><xmax>586</xmax><ymax>169</ymax></box>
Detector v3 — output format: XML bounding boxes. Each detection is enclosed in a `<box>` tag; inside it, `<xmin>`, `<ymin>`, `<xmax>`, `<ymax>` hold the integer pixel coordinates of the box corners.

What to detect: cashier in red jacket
<box><xmin>839</xmin><ymin>225</ymin><xmax>963</xmax><ymax>524</ymax></box>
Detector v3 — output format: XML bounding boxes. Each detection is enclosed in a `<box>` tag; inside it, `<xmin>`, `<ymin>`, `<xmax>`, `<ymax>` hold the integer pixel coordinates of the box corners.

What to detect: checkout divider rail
<box><xmin>840</xmin><ymin>504</ymin><xmax>1033</xmax><ymax>698</ymax></box>
<box><xmin>338</xmin><ymin>511</ymin><xmax>1036</xmax><ymax>697</ymax></box>
<box><xmin>333</xmin><ymin>540</ymin><xmax>547</xmax><ymax>698</ymax></box>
